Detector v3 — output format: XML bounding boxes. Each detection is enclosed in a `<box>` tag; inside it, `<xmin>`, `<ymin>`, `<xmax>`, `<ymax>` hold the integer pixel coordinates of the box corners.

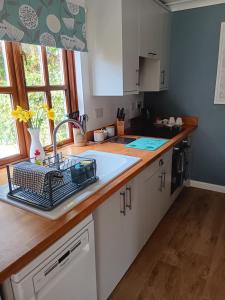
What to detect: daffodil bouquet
<box><xmin>11</xmin><ymin>104</ymin><xmax>55</xmax><ymax>128</ymax></box>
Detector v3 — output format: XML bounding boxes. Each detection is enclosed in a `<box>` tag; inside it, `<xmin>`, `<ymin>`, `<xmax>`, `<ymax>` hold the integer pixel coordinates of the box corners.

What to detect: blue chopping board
<box><xmin>126</xmin><ymin>137</ymin><xmax>169</xmax><ymax>151</ymax></box>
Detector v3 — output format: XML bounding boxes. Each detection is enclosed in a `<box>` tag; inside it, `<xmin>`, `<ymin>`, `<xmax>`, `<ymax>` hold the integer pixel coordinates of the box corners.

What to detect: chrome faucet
<box><xmin>53</xmin><ymin>119</ymin><xmax>84</xmax><ymax>159</ymax></box>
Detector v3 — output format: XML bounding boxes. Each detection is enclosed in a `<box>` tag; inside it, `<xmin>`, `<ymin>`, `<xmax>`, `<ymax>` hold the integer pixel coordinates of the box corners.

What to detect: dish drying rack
<box><xmin>6</xmin><ymin>153</ymin><xmax>98</xmax><ymax>211</ymax></box>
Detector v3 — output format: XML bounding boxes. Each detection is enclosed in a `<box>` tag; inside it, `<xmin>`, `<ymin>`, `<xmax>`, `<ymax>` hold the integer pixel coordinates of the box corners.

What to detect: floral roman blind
<box><xmin>0</xmin><ymin>0</ymin><xmax>87</xmax><ymax>51</ymax></box>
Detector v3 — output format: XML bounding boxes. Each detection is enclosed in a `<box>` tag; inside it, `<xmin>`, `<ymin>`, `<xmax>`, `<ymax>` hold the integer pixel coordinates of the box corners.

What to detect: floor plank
<box><xmin>109</xmin><ymin>187</ymin><xmax>225</xmax><ymax>300</ymax></box>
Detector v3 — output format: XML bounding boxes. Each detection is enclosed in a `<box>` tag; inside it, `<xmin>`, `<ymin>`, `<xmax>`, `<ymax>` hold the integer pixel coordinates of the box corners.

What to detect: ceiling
<box><xmin>159</xmin><ymin>0</ymin><xmax>225</xmax><ymax>11</ymax></box>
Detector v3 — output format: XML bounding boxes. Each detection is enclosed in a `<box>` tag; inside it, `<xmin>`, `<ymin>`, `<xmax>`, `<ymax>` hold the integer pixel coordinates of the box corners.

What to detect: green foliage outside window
<box><xmin>0</xmin><ymin>43</ymin><xmax>69</xmax><ymax>154</ymax></box>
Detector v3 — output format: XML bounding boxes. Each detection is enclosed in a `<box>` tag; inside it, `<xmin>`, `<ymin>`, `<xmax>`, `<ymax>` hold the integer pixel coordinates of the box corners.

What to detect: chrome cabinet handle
<box><xmin>162</xmin><ymin>171</ymin><xmax>166</xmax><ymax>188</ymax></box>
<box><xmin>126</xmin><ymin>187</ymin><xmax>132</xmax><ymax>210</ymax></box>
<box><xmin>178</xmin><ymin>152</ymin><xmax>184</xmax><ymax>173</ymax></box>
<box><xmin>148</xmin><ymin>52</ymin><xmax>157</xmax><ymax>56</ymax></box>
<box><xmin>159</xmin><ymin>159</ymin><xmax>164</xmax><ymax>167</ymax></box>
<box><xmin>136</xmin><ymin>69</ymin><xmax>140</xmax><ymax>87</ymax></box>
<box><xmin>159</xmin><ymin>174</ymin><xmax>163</xmax><ymax>192</ymax></box>
<box><xmin>120</xmin><ymin>191</ymin><xmax>126</xmax><ymax>216</ymax></box>
<box><xmin>160</xmin><ymin>70</ymin><xmax>165</xmax><ymax>85</ymax></box>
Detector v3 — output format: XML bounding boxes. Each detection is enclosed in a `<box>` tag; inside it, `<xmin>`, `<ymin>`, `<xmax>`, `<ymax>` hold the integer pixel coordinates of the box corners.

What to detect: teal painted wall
<box><xmin>145</xmin><ymin>4</ymin><xmax>225</xmax><ymax>185</ymax></box>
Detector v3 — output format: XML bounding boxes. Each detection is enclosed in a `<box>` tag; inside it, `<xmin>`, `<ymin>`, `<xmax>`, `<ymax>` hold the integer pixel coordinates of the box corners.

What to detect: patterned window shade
<box><xmin>0</xmin><ymin>0</ymin><xmax>87</xmax><ymax>51</ymax></box>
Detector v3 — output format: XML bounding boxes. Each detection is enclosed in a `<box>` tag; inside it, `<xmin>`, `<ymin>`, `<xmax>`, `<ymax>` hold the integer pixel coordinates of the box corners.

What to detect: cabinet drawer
<box><xmin>161</xmin><ymin>148</ymin><xmax>172</xmax><ymax>166</ymax></box>
<box><xmin>141</xmin><ymin>149</ymin><xmax>172</xmax><ymax>181</ymax></box>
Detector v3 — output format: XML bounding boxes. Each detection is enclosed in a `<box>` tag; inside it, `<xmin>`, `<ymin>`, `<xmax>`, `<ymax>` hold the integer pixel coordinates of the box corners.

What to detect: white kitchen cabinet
<box><xmin>94</xmin><ymin>183</ymin><xmax>135</xmax><ymax>300</ymax></box>
<box><xmin>160</xmin><ymin>8</ymin><xmax>171</xmax><ymax>90</ymax></box>
<box><xmin>133</xmin><ymin>149</ymin><xmax>172</xmax><ymax>246</ymax></box>
<box><xmin>94</xmin><ymin>150</ymin><xmax>172</xmax><ymax>300</ymax></box>
<box><xmin>139</xmin><ymin>0</ymin><xmax>163</xmax><ymax>59</ymax></box>
<box><xmin>87</xmin><ymin>0</ymin><xmax>139</xmax><ymax>96</ymax></box>
<box><xmin>124</xmin><ymin>180</ymin><xmax>144</xmax><ymax>263</ymax></box>
<box><xmin>139</xmin><ymin>0</ymin><xmax>171</xmax><ymax>91</ymax></box>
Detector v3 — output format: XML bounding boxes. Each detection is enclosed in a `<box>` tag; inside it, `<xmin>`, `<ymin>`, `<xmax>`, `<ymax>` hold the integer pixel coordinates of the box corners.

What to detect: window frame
<box><xmin>0</xmin><ymin>41</ymin><xmax>78</xmax><ymax>167</ymax></box>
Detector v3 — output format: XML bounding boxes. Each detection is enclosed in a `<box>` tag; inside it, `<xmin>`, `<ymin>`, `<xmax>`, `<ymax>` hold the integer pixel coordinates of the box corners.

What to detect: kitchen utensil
<box><xmin>117</xmin><ymin>108</ymin><xmax>125</xmax><ymax>121</ymax></box>
<box><xmin>67</xmin><ymin>111</ymin><xmax>80</xmax><ymax>122</ymax></box>
<box><xmin>80</xmin><ymin>114</ymin><xmax>89</xmax><ymax>133</ymax></box>
<box><xmin>117</xmin><ymin>120</ymin><xmax>125</xmax><ymax>136</ymax></box>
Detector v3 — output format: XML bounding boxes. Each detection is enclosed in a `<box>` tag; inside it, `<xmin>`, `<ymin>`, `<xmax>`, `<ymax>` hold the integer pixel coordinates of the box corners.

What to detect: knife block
<box><xmin>116</xmin><ymin>120</ymin><xmax>125</xmax><ymax>136</ymax></box>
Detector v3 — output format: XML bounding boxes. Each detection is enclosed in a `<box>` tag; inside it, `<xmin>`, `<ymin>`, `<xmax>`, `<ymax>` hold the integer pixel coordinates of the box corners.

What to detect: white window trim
<box><xmin>214</xmin><ymin>22</ymin><xmax>225</xmax><ymax>104</ymax></box>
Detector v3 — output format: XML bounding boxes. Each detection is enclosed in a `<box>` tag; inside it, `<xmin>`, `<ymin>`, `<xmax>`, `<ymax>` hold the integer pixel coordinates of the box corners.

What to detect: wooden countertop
<box><xmin>0</xmin><ymin>125</ymin><xmax>197</xmax><ymax>282</ymax></box>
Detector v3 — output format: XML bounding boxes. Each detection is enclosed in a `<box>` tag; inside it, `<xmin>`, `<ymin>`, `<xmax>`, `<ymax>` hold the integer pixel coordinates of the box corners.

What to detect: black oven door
<box><xmin>171</xmin><ymin>140</ymin><xmax>190</xmax><ymax>194</ymax></box>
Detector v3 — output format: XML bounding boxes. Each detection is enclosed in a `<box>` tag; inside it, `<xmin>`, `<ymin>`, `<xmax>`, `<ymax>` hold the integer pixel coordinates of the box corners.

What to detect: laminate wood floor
<box><xmin>109</xmin><ymin>187</ymin><xmax>225</xmax><ymax>300</ymax></box>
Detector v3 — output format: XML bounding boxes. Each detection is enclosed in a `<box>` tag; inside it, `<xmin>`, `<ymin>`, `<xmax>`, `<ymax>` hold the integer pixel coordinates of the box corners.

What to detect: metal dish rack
<box><xmin>6</xmin><ymin>153</ymin><xmax>98</xmax><ymax>211</ymax></box>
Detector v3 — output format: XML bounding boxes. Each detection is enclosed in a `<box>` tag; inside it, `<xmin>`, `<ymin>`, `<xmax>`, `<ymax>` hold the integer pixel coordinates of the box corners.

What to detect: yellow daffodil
<box><xmin>28</xmin><ymin>110</ymin><xmax>35</xmax><ymax>118</ymax></box>
<box><xmin>42</xmin><ymin>103</ymin><xmax>49</xmax><ymax>111</ymax></box>
<box><xmin>16</xmin><ymin>106</ymin><xmax>23</xmax><ymax>112</ymax></box>
<box><xmin>12</xmin><ymin>104</ymin><xmax>55</xmax><ymax>128</ymax></box>
<box><xmin>11</xmin><ymin>106</ymin><xmax>24</xmax><ymax>120</ymax></box>
<box><xmin>24</xmin><ymin>111</ymin><xmax>34</xmax><ymax>122</ymax></box>
<box><xmin>11</xmin><ymin>107</ymin><xmax>34</xmax><ymax>123</ymax></box>
<box><xmin>11</xmin><ymin>110</ymin><xmax>19</xmax><ymax>119</ymax></box>
<box><xmin>47</xmin><ymin>109</ymin><xmax>55</xmax><ymax>121</ymax></box>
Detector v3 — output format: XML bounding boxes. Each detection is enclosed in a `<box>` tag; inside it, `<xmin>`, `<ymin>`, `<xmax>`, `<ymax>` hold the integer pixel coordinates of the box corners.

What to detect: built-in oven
<box><xmin>171</xmin><ymin>138</ymin><xmax>191</xmax><ymax>194</ymax></box>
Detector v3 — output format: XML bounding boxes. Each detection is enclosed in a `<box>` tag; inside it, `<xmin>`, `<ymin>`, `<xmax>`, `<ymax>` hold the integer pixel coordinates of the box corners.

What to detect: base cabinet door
<box><xmin>145</xmin><ymin>169</ymin><xmax>164</xmax><ymax>238</ymax></box>
<box><xmin>123</xmin><ymin>180</ymin><xmax>144</xmax><ymax>264</ymax></box>
<box><xmin>134</xmin><ymin>150</ymin><xmax>172</xmax><ymax>246</ymax></box>
<box><xmin>94</xmin><ymin>187</ymin><xmax>127</xmax><ymax>300</ymax></box>
<box><xmin>94</xmin><ymin>150</ymin><xmax>172</xmax><ymax>300</ymax></box>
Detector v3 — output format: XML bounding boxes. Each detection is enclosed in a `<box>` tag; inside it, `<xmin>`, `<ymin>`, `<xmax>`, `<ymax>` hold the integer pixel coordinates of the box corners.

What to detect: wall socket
<box><xmin>95</xmin><ymin>107</ymin><xmax>103</xmax><ymax>119</ymax></box>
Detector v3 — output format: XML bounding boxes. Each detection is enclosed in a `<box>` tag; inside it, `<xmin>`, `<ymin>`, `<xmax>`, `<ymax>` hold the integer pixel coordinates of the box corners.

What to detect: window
<box><xmin>0</xmin><ymin>41</ymin><xmax>78</xmax><ymax>166</ymax></box>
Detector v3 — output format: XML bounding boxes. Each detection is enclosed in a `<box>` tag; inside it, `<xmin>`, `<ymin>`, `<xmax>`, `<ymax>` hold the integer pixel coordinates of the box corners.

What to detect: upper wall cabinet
<box><xmin>139</xmin><ymin>0</ymin><xmax>163</xmax><ymax>59</ymax></box>
<box><xmin>87</xmin><ymin>0</ymin><xmax>139</xmax><ymax>96</ymax></box>
<box><xmin>139</xmin><ymin>0</ymin><xmax>171</xmax><ymax>91</ymax></box>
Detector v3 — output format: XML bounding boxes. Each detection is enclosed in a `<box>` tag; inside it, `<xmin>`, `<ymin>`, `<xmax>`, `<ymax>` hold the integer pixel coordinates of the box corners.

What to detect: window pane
<box><xmin>0</xmin><ymin>42</ymin><xmax>9</xmax><ymax>86</ymax></box>
<box><xmin>51</xmin><ymin>91</ymin><xmax>69</xmax><ymax>141</ymax></box>
<box><xmin>22</xmin><ymin>44</ymin><xmax>44</xmax><ymax>86</ymax></box>
<box><xmin>28</xmin><ymin>92</ymin><xmax>51</xmax><ymax>146</ymax></box>
<box><xmin>0</xmin><ymin>94</ymin><xmax>19</xmax><ymax>159</ymax></box>
<box><xmin>47</xmin><ymin>47</ymin><xmax>64</xmax><ymax>85</ymax></box>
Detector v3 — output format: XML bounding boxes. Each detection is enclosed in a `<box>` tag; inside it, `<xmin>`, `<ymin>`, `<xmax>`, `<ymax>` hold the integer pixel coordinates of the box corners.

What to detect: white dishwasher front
<box><xmin>3</xmin><ymin>215</ymin><xmax>97</xmax><ymax>300</ymax></box>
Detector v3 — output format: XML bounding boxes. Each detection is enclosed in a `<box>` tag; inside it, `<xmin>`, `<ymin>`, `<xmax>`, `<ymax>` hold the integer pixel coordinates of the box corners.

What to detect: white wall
<box><xmin>75</xmin><ymin>52</ymin><xmax>143</xmax><ymax>131</ymax></box>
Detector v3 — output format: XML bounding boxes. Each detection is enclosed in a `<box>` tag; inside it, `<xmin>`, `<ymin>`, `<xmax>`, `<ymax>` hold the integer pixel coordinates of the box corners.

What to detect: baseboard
<box><xmin>188</xmin><ymin>180</ymin><xmax>225</xmax><ymax>194</ymax></box>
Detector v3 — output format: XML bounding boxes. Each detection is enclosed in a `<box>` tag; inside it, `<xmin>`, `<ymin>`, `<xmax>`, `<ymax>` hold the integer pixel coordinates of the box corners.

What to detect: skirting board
<box><xmin>186</xmin><ymin>180</ymin><xmax>225</xmax><ymax>194</ymax></box>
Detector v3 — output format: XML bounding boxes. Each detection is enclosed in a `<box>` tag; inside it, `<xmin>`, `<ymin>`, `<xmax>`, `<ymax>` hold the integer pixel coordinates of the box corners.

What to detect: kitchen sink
<box><xmin>0</xmin><ymin>151</ymin><xmax>141</xmax><ymax>219</ymax></box>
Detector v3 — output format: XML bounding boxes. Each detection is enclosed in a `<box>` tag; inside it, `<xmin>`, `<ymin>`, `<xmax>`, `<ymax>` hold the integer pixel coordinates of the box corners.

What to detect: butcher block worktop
<box><xmin>0</xmin><ymin>123</ymin><xmax>197</xmax><ymax>282</ymax></box>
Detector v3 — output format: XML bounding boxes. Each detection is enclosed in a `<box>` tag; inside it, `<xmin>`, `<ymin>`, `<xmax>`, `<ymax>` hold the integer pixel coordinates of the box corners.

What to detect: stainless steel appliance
<box><xmin>171</xmin><ymin>138</ymin><xmax>191</xmax><ymax>194</ymax></box>
<box><xmin>108</xmin><ymin>137</ymin><xmax>136</xmax><ymax>144</ymax></box>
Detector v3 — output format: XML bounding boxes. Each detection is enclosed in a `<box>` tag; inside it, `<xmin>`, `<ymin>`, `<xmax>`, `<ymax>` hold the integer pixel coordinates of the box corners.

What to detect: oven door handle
<box><xmin>177</xmin><ymin>152</ymin><xmax>184</xmax><ymax>174</ymax></box>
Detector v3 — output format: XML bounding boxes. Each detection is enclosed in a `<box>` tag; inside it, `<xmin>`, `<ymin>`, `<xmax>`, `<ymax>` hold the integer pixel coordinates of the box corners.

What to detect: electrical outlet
<box><xmin>95</xmin><ymin>108</ymin><xmax>103</xmax><ymax>119</ymax></box>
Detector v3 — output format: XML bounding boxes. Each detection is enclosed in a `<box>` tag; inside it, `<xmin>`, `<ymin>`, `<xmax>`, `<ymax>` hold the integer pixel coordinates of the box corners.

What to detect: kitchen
<box><xmin>0</xmin><ymin>0</ymin><xmax>224</xmax><ymax>299</ymax></box>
